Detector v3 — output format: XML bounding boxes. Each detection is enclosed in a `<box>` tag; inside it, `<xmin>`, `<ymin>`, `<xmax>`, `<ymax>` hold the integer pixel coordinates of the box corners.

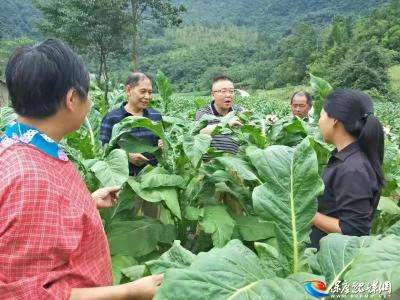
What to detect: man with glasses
<box><xmin>195</xmin><ymin>76</ymin><xmax>244</xmax><ymax>155</ymax></box>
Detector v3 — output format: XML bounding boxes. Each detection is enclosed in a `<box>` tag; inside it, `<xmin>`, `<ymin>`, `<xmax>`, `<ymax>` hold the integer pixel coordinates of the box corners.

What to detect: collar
<box><xmin>210</xmin><ymin>101</ymin><xmax>233</xmax><ymax>117</ymax></box>
<box><xmin>331</xmin><ymin>141</ymin><xmax>360</xmax><ymax>162</ymax></box>
<box><xmin>122</xmin><ymin>102</ymin><xmax>150</xmax><ymax>117</ymax></box>
<box><xmin>1</xmin><ymin>121</ymin><xmax>68</xmax><ymax>161</ymax></box>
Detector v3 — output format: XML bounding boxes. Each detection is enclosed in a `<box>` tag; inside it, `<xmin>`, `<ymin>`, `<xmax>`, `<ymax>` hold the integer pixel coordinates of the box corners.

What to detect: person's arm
<box><xmin>70</xmin><ymin>274</ymin><xmax>163</xmax><ymax>300</ymax></box>
<box><xmin>200</xmin><ymin>124</ymin><xmax>218</xmax><ymax>135</ymax></box>
<box><xmin>312</xmin><ymin>212</ymin><xmax>341</xmax><ymax>234</ymax></box>
<box><xmin>199</xmin><ymin>117</ymin><xmax>243</xmax><ymax>135</ymax></box>
<box><xmin>92</xmin><ymin>186</ymin><xmax>120</xmax><ymax>208</ymax></box>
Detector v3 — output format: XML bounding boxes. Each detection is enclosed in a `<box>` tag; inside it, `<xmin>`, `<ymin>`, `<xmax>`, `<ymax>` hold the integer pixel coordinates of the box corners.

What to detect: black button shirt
<box><xmin>310</xmin><ymin>142</ymin><xmax>380</xmax><ymax>249</ymax></box>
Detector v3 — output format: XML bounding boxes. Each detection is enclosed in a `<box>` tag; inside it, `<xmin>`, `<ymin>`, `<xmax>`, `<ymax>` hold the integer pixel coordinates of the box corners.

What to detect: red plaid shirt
<box><xmin>0</xmin><ymin>141</ymin><xmax>112</xmax><ymax>299</ymax></box>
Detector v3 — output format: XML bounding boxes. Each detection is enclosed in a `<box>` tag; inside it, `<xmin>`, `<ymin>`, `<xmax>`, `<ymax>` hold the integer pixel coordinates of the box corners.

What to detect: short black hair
<box><xmin>5</xmin><ymin>39</ymin><xmax>89</xmax><ymax>118</ymax></box>
<box><xmin>290</xmin><ymin>91</ymin><xmax>313</xmax><ymax>107</ymax></box>
<box><xmin>211</xmin><ymin>75</ymin><xmax>234</xmax><ymax>90</ymax></box>
<box><xmin>125</xmin><ymin>72</ymin><xmax>151</xmax><ymax>87</ymax></box>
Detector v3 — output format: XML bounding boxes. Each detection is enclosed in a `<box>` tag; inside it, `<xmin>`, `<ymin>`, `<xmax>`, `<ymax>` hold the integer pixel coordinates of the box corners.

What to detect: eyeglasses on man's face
<box><xmin>213</xmin><ymin>89</ymin><xmax>235</xmax><ymax>95</ymax></box>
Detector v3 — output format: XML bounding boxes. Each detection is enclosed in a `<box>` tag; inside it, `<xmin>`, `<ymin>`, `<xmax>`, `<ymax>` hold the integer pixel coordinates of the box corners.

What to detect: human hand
<box><xmin>127</xmin><ymin>274</ymin><xmax>164</xmax><ymax>300</ymax></box>
<box><xmin>228</xmin><ymin>116</ymin><xmax>243</xmax><ymax>127</ymax></box>
<box><xmin>92</xmin><ymin>186</ymin><xmax>121</xmax><ymax>209</ymax></box>
<box><xmin>265</xmin><ymin>114</ymin><xmax>279</xmax><ymax>124</ymax></box>
<box><xmin>129</xmin><ymin>153</ymin><xmax>150</xmax><ymax>166</ymax></box>
<box><xmin>158</xmin><ymin>139</ymin><xmax>164</xmax><ymax>150</ymax></box>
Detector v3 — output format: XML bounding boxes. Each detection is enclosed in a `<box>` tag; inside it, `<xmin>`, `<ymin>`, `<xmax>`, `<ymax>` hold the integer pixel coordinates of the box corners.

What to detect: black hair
<box><xmin>324</xmin><ymin>89</ymin><xmax>384</xmax><ymax>187</ymax></box>
<box><xmin>125</xmin><ymin>72</ymin><xmax>151</xmax><ymax>87</ymax></box>
<box><xmin>211</xmin><ymin>75</ymin><xmax>234</xmax><ymax>90</ymax></box>
<box><xmin>5</xmin><ymin>39</ymin><xmax>89</xmax><ymax>118</ymax></box>
<box><xmin>290</xmin><ymin>91</ymin><xmax>313</xmax><ymax>107</ymax></box>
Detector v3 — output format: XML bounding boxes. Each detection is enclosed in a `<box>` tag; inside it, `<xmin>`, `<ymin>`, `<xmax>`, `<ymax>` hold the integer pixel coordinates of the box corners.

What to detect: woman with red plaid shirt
<box><xmin>0</xmin><ymin>39</ymin><xmax>162</xmax><ymax>299</ymax></box>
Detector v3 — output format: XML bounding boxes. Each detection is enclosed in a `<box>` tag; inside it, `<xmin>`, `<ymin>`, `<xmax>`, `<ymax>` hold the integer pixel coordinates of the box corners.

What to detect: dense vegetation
<box><xmin>4</xmin><ymin>74</ymin><xmax>398</xmax><ymax>298</ymax></box>
<box><xmin>2</xmin><ymin>0</ymin><xmax>400</xmax><ymax>95</ymax></box>
<box><xmin>1</xmin><ymin>1</ymin><xmax>400</xmax><ymax>298</ymax></box>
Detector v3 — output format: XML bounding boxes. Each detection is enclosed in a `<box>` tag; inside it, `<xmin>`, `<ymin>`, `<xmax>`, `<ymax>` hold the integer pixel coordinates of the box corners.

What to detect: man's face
<box><xmin>291</xmin><ymin>94</ymin><xmax>311</xmax><ymax>119</ymax></box>
<box><xmin>126</xmin><ymin>78</ymin><xmax>153</xmax><ymax>110</ymax></box>
<box><xmin>211</xmin><ymin>80</ymin><xmax>235</xmax><ymax>111</ymax></box>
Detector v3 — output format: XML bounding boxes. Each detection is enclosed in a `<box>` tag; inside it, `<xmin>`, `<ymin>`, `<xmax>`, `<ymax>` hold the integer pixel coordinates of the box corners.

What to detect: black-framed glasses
<box><xmin>212</xmin><ymin>89</ymin><xmax>235</xmax><ymax>95</ymax></box>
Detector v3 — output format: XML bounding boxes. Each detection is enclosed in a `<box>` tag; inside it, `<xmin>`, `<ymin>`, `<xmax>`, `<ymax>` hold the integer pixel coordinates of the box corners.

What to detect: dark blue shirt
<box><xmin>100</xmin><ymin>103</ymin><xmax>162</xmax><ymax>175</ymax></box>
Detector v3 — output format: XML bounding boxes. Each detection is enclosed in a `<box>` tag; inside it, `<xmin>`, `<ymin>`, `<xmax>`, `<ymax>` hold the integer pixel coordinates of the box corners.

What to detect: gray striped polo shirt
<box><xmin>195</xmin><ymin>101</ymin><xmax>243</xmax><ymax>154</ymax></box>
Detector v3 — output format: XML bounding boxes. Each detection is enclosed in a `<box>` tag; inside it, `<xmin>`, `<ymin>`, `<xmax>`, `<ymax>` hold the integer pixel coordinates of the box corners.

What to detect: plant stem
<box><xmin>85</xmin><ymin>116</ymin><xmax>95</xmax><ymax>146</ymax></box>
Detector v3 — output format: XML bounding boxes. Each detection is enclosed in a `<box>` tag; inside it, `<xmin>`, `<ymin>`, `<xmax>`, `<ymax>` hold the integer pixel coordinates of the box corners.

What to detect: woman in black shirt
<box><xmin>310</xmin><ymin>89</ymin><xmax>384</xmax><ymax>249</ymax></box>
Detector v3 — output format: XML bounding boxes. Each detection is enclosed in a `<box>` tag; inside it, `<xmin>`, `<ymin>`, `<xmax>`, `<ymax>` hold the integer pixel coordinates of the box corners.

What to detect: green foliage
<box><xmin>0</xmin><ymin>38</ymin><xmax>34</xmax><ymax>80</ymax></box>
<box><xmin>0</xmin><ymin>107</ymin><xmax>16</xmax><ymax>133</ymax></box>
<box><xmin>330</xmin><ymin>42</ymin><xmax>390</xmax><ymax>92</ymax></box>
<box><xmin>90</xmin><ymin>149</ymin><xmax>129</xmax><ymax>187</ymax></box>
<box><xmin>155</xmin><ymin>240</ymin><xmax>318</xmax><ymax>300</ymax></box>
<box><xmin>252</xmin><ymin>138</ymin><xmax>324</xmax><ymax>275</ymax></box>
<box><xmin>34</xmin><ymin>0</ymin><xmax>128</xmax><ymax>101</ymax></box>
<box><xmin>0</xmin><ymin>0</ymin><xmax>42</xmax><ymax>39</ymax></box>
<box><xmin>310</xmin><ymin>74</ymin><xmax>333</xmax><ymax>122</ymax></box>
<box><xmin>3</xmin><ymin>0</ymin><xmax>398</xmax><ymax>94</ymax></box>
<box><xmin>155</xmin><ymin>70</ymin><xmax>173</xmax><ymax>113</ymax></box>
<box><xmin>2</xmin><ymin>71</ymin><xmax>400</xmax><ymax>296</ymax></box>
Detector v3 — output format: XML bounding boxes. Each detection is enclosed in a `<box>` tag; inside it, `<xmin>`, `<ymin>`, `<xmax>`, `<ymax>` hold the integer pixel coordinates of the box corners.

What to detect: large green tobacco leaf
<box><xmin>118</xmin><ymin>134</ymin><xmax>160</xmax><ymax>154</ymax></box>
<box><xmin>140</xmin><ymin>173</ymin><xmax>186</xmax><ymax>189</ymax></box>
<box><xmin>107</xmin><ymin>116</ymin><xmax>165</xmax><ymax>151</ymax></box>
<box><xmin>111</xmin><ymin>255</ymin><xmax>138</xmax><ymax>285</ymax></box>
<box><xmin>199</xmin><ymin>206</ymin><xmax>235</xmax><ymax>247</ymax></box>
<box><xmin>182</xmin><ymin>176</ymin><xmax>215</xmax><ymax>205</ymax></box>
<box><xmin>269</xmin><ymin>117</ymin><xmax>308</xmax><ymax>147</ymax></box>
<box><xmin>344</xmin><ymin>235</ymin><xmax>400</xmax><ymax>295</ymax></box>
<box><xmin>255</xmin><ymin>242</ymin><xmax>288</xmax><ymax>278</ymax></box>
<box><xmin>310</xmin><ymin>73</ymin><xmax>333</xmax><ymax>122</ymax></box>
<box><xmin>121</xmin><ymin>265</ymin><xmax>146</xmax><ymax>282</ymax></box>
<box><xmin>103</xmin><ymin>183</ymin><xmax>136</xmax><ymax>226</ymax></box>
<box><xmin>214</xmin><ymin>156</ymin><xmax>260</xmax><ymax>181</ymax></box>
<box><xmin>128</xmin><ymin>179</ymin><xmax>181</xmax><ymax>219</ymax></box>
<box><xmin>146</xmin><ymin>240</ymin><xmax>196</xmax><ymax>274</ymax></box>
<box><xmin>378</xmin><ymin>196</ymin><xmax>400</xmax><ymax>215</ymax></box>
<box><xmin>385</xmin><ymin>220</ymin><xmax>400</xmax><ymax>236</ymax></box>
<box><xmin>252</xmin><ymin>138</ymin><xmax>324</xmax><ymax>274</ymax></box>
<box><xmin>107</xmin><ymin>219</ymin><xmax>164</xmax><ymax>258</ymax></box>
<box><xmin>90</xmin><ymin>149</ymin><xmax>129</xmax><ymax>187</ymax></box>
<box><xmin>156</xmin><ymin>70</ymin><xmax>173</xmax><ymax>113</ymax></box>
<box><xmin>309</xmin><ymin>138</ymin><xmax>331</xmax><ymax>175</ymax></box>
<box><xmin>235</xmin><ymin>216</ymin><xmax>275</xmax><ymax>241</ymax></box>
<box><xmin>240</xmin><ymin>124</ymin><xmax>268</xmax><ymax>148</ymax></box>
<box><xmin>315</xmin><ymin>234</ymin><xmax>374</xmax><ymax>288</ymax></box>
<box><xmin>154</xmin><ymin>240</ymin><xmax>316</xmax><ymax>300</ymax></box>
<box><xmin>183</xmin><ymin>133</ymin><xmax>212</xmax><ymax>167</ymax></box>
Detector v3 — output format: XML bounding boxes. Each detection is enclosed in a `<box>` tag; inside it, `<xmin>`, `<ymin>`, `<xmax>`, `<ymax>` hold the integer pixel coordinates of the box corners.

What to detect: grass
<box><xmin>389</xmin><ymin>64</ymin><xmax>400</xmax><ymax>92</ymax></box>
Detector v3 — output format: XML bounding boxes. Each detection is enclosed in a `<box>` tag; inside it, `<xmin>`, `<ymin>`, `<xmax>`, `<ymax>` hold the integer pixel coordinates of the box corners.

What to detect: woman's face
<box><xmin>126</xmin><ymin>78</ymin><xmax>153</xmax><ymax>110</ymax></box>
<box><xmin>318</xmin><ymin>108</ymin><xmax>336</xmax><ymax>143</ymax></box>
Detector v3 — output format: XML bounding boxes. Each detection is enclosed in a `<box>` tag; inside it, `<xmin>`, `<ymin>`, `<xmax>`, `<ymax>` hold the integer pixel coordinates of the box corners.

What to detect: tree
<box><xmin>331</xmin><ymin>42</ymin><xmax>390</xmax><ymax>92</ymax></box>
<box><xmin>34</xmin><ymin>0</ymin><xmax>128</xmax><ymax>103</ymax></box>
<box><xmin>127</xmin><ymin>0</ymin><xmax>186</xmax><ymax>70</ymax></box>
<box><xmin>0</xmin><ymin>38</ymin><xmax>34</xmax><ymax>80</ymax></box>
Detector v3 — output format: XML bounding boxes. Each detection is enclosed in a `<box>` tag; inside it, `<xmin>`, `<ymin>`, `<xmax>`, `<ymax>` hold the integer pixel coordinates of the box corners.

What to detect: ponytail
<box><xmin>358</xmin><ymin>114</ymin><xmax>385</xmax><ymax>188</ymax></box>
